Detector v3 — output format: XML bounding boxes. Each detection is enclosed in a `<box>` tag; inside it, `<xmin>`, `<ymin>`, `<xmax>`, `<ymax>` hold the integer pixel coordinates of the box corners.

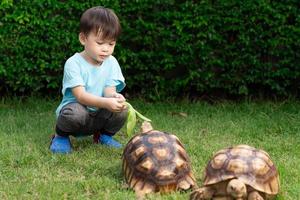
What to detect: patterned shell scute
<box><xmin>204</xmin><ymin>145</ymin><xmax>279</xmax><ymax>195</ymax></box>
<box><xmin>122</xmin><ymin>131</ymin><xmax>195</xmax><ymax>193</ymax></box>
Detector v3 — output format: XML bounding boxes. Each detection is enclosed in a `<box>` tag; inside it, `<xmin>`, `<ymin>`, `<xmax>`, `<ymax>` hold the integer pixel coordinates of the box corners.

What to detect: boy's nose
<box><xmin>102</xmin><ymin>44</ymin><xmax>109</xmax><ymax>52</ymax></box>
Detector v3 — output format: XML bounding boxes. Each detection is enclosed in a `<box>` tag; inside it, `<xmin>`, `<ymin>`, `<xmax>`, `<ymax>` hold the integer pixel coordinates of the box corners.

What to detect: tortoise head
<box><xmin>141</xmin><ymin>121</ymin><xmax>153</xmax><ymax>133</ymax></box>
<box><xmin>226</xmin><ymin>179</ymin><xmax>247</xmax><ymax>200</ymax></box>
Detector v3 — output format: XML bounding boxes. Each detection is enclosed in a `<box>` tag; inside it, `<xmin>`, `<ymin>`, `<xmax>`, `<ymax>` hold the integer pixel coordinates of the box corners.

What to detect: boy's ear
<box><xmin>79</xmin><ymin>32</ymin><xmax>86</xmax><ymax>45</ymax></box>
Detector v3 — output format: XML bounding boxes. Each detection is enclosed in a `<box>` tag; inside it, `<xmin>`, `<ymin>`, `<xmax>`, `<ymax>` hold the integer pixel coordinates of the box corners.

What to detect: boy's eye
<box><xmin>96</xmin><ymin>41</ymin><xmax>115</xmax><ymax>46</ymax></box>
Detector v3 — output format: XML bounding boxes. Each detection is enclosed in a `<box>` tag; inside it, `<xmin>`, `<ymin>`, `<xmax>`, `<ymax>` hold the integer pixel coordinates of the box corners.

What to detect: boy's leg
<box><xmin>51</xmin><ymin>103</ymin><xmax>128</xmax><ymax>151</ymax></box>
<box><xmin>93</xmin><ymin>108</ymin><xmax>128</xmax><ymax>148</ymax></box>
<box><xmin>50</xmin><ymin>103</ymin><xmax>91</xmax><ymax>153</ymax></box>
<box><xmin>56</xmin><ymin>103</ymin><xmax>91</xmax><ymax>137</ymax></box>
<box><xmin>97</xmin><ymin>109</ymin><xmax>128</xmax><ymax>135</ymax></box>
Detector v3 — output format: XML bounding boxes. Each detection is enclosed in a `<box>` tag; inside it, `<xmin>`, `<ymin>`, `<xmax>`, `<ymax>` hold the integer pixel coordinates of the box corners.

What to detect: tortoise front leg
<box><xmin>190</xmin><ymin>186</ymin><xmax>215</xmax><ymax>200</ymax></box>
<box><xmin>213</xmin><ymin>197</ymin><xmax>233</xmax><ymax>200</ymax></box>
<box><xmin>248</xmin><ymin>191</ymin><xmax>264</xmax><ymax>200</ymax></box>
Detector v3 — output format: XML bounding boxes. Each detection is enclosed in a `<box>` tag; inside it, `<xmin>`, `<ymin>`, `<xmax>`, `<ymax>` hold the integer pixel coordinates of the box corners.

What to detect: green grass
<box><xmin>0</xmin><ymin>97</ymin><xmax>299</xmax><ymax>200</ymax></box>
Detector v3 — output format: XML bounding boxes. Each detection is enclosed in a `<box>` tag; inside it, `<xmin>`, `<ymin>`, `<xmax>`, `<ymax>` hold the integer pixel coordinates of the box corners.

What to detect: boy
<box><xmin>50</xmin><ymin>6</ymin><xmax>127</xmax><ymax>154</ymax></box>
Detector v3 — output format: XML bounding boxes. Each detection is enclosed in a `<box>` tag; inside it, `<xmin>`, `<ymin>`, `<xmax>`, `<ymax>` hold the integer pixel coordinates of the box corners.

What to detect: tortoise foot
<box><xmin>190</xmin><ymin>187</ymin><xmax>214</xmax><ymax>200</ymax></box>
<box><xmin>248</xmin><ymin>191</ymin><xmax>264</xmax><ymax>200</ymax></box>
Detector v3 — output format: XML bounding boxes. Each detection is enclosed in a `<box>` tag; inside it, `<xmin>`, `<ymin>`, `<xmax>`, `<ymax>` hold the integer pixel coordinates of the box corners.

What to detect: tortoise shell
<box><xmin>122</xmin><ymin>129</ymin><xmax>196</xmax><ymax>194</ymax></box>
<box><xmin>203</xmin><ymin>144</ymin><xmax>279</xmax><ymax>195</ymax></box>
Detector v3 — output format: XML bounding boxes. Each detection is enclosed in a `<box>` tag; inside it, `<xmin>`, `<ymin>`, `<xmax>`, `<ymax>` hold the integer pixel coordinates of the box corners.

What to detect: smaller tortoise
<box><xmin>190</xmin><ymin>144</ymin><xmax>279</xmax><ymax>200</ymax></box>
<box><xmin>122</xmin><ymin>122</ymin><xmax>196</xmax><ymax>195</ymax></box>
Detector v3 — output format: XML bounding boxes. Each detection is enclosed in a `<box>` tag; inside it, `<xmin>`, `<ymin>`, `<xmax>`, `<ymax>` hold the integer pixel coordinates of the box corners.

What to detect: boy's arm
<box><xmin>72</xmin><ymin>86</ymin><xmax>125</xmax><ymax>112</ymax></box>
<box><xmin>104</xmin><ymin>86</ymin><xmax>125</xmax><ymax>102</ymax></box>
<box><xmin>104</xmin><ymin>86</ymin><xmax>117</xmax><ymax>97</ymax></box>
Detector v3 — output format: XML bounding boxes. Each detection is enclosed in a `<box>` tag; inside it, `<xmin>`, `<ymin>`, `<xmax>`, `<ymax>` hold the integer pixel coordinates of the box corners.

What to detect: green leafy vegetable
<box><xmin>124</xmin><ymin>102</ymin><xmax>151</xmax><ymax>137</ymax></box>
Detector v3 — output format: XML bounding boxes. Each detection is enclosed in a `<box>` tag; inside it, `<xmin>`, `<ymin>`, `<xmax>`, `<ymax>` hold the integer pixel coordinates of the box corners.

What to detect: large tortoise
<box><xmin>190</xmin><ymin>144</ymin><xmax>279</xmax><ymax>200</ymax></box>
<box><xmin>122</xmin><ymin>122</ymin><xmax>196</xmax><ymax>195</ymax></box>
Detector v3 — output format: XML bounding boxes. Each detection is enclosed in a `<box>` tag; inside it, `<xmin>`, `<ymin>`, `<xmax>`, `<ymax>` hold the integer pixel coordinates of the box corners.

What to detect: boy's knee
<box><xmin>110</xmin><ymin>108</ymin><xmax>128</xmax><ymax>125</ymax></box>
<box><xmin>119</xmin><ymin>108</ymin><xmax>128</xmax><ymax>120</ymax></box>
<box><xmin>115</xmin><ymin>108</ymin><xmax>128</xmax><ymax>123</ymax></box>
<box><xmin>57</xmin><ymin>103</ymin><xmax>88</xmax><ymax>129</ymax></box>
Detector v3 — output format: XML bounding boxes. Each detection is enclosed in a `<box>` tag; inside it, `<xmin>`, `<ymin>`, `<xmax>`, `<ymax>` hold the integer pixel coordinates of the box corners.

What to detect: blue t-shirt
<box><xmin>55</xmin><ymin>53</ymin><xmax>125</xmax><ymax>117</ymax></box>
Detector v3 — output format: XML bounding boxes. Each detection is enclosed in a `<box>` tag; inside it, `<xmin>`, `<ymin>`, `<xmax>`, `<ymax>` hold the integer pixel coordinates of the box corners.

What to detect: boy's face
<box><xmin>79</xmin><ymin>31</ymin><xmax>116</xmax><ymax>65</ymax></box>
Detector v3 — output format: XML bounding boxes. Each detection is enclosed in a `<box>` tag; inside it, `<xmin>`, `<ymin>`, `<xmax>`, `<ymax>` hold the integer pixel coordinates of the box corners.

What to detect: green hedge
<box><xmin>0</xmin><ymin>0</ymin><xmax>299</xmax><ymax>99</ymax></box>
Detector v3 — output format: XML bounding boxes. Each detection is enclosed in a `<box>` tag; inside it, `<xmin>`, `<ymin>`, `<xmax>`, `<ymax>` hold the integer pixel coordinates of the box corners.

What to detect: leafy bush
<box><xmin>0</xmin><ymin>0</ymin><xmax>299</xmax><ymax>99</ymax></box>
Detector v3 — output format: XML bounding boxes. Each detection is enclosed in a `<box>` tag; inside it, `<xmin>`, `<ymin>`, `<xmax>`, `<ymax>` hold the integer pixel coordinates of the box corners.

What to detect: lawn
<box><xmin>0</xmin><ymin>97</ymin><xmax>299</xmax><ymax>200</ymax></box>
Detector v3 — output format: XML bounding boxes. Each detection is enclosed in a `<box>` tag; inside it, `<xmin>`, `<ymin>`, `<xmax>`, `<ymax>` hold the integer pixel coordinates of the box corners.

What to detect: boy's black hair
<box><xmin>80</xmin><ymin>6</ymin><xmax>121</xmax><ymax>40</ymax></box>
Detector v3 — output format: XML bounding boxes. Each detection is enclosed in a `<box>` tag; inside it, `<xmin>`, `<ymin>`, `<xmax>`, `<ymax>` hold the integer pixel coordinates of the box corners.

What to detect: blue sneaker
<box><xmin>50</xmin><ymin>135</ymin><xmax>72</xmax><ymax>154</ymax></box>
<box><xmin>99</xmin><ymin>134</ymin><xmax>122</xmax><ymax>148</ymax></box>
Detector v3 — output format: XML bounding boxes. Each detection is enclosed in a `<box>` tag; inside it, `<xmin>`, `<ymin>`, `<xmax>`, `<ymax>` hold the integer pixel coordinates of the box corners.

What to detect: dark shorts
<box><xmin>55</xmin><ymin>103</ymin><xmax>127</xmax><ymax>137</ymax></box>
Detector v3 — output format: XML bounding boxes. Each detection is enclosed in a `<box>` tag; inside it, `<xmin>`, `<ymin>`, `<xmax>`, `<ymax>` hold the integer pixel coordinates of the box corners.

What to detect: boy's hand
<box><xmin>104</xmin><ymin>97</ymin><xmax>126</xmax><ymax>112</ymax></box>
<box><xmin>112</xmin><ymin>93</ymin><xmax>126</xmax><ymax>103</ymax></box>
